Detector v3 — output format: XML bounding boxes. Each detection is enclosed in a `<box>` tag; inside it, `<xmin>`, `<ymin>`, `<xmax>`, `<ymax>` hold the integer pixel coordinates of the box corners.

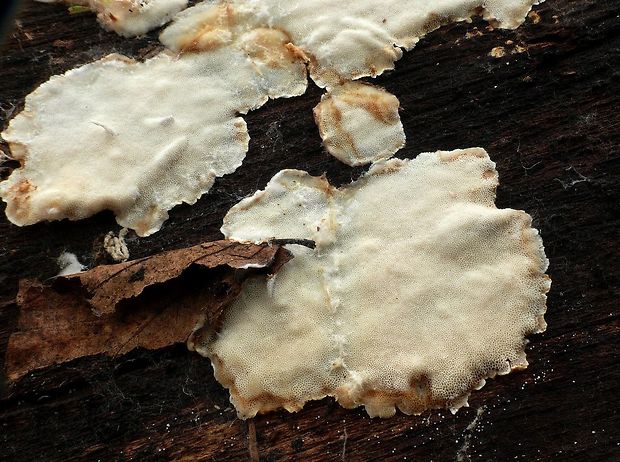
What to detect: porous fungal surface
<box><xmin>200</xmin><ymin>148</ymin><xmax>550</xmax><ymax>418</ymax></box>
<box><xmin>314</xmin><ymin>82</ymin><xmax>405</xmax><ymax>166</ymax></box>
<box><xmin>2</xmin><ymin>0</ymin><xmax>543</xmax><ymax>234</ymax></box>
<box><xmin>159</xmin><ymin>2</ymin><xmax>308</xmax><ymax>98</ymax></box>
<box><xmin>1</xmin><ymin>44</ymin><xmax>306</xmax><ymax>236</ymax></box>
<box><xmin>37</xmin><ymin>0</ymin><xmax>188</xmax><ymax>37</ymax></box>
<box><xmin>163</xmin><ymin>0</ymin><xmax>543</xmax><ymax>87</ymax></box>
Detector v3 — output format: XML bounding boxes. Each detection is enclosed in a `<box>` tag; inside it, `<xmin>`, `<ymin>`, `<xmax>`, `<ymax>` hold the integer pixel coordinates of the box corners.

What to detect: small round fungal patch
<box><xmin>314</xmin><ymin>82</ymin><xmax>405</xmax><ymax>166</ymax></box>
<box><xmin>198</xmin><ymin>148</ymin><xmax>551</xmax><ymax>419</ymax></box>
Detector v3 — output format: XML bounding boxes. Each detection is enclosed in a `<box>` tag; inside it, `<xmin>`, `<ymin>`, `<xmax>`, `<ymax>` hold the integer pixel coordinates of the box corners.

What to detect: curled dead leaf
<box><xmin>5</xmin><ymin>240</ymin><xmax>293</xmax><ymax>382</ymax></box>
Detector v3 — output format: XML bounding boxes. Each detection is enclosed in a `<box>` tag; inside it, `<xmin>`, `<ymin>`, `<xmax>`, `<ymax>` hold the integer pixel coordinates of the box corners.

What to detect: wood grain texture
<box><xmin>1</xmin><ymin>0</ymin><xmax>619</xmax><ymax>460</ymax></box>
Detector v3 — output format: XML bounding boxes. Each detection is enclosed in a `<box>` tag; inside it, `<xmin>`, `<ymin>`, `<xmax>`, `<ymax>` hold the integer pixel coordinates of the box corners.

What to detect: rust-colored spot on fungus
<box><xmin>178</xmin><ymin>4</ymin><xmax>237</xmax><ymax>53</ymax></box>
<box><xmin>482</xmin><ymin>169</ymin><xmax>497</xmax><ymax>179</ymax></box>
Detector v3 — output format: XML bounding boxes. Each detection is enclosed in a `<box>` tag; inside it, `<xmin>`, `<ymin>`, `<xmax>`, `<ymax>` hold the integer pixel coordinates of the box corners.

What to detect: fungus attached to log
<box><xmin>314</xmin><ymin>82</ymin><xmax>405</xmax><ymax>166</ymax></box>
<box><xmin>0</xmin><ymin>48</ymin><xmax>306</xmax><ymax>236</ymax></box>
<box><xmin>37</xmin><ymin>0</ymin><xmax>188</xmax><ymax>37</ymax></box>
<box><xmin>162</xmin><ymin>0</ymin><xmax>544</xmax><ymax>87</ymax></box>
<box><xmin>199</xmin><ymin>148</ymin><xmax>550</xmax><ymax>419</ymax></box>
<box><xmin>2</xmin><ymin>0</ymin><xmax>543</xmax><ymax>233</ymax></box>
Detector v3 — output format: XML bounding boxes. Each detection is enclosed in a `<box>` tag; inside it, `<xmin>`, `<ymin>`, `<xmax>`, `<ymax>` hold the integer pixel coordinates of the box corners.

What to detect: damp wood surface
<box><xmin>0</xmin><ymin>0</ymin><xmax>618</xmax><ymax>461</ymax></box>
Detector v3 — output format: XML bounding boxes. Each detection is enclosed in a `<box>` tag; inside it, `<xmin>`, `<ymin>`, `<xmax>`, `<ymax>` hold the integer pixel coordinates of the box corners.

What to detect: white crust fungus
<box><xmin>2</xmin><ymin>0</ymin><xmax>310</xmax><ymax>236</ymax></box>
<box><xmin>37</xmin><ymin>0</ymin><xmax>188</xmax><ymax>37</ymax></box>
<box><xmin>164</xmin><ymin>0</ymin><xmax>544</xmax><ymax>88</ymax></box>
<box><xmin>3</xmin><ymin>0</ymin><xmax>543</xmax><ymax>232</ymax></box>
<box><xmin>159</xmin><ymin>2</ymin><xmax>308</xmax><ymax>98</ymax></box>
<box><xmin>314</xmin><ymin>82</ymin><xmax>405</xmax><ymax>166</ymax></box>
<box><xmin>200</xmin><ymin>148</ymin><xmax>550</xmax><ymax>419</ymax></box>
<box><xmin>57</xmin><ymin>252</ymin><xmax>86</xmax><ymax>276</ymax></box>
<box><xmin>1</xmin><ymin>45</ymin><xmax>307</xmax><ymax>236</ymax></box>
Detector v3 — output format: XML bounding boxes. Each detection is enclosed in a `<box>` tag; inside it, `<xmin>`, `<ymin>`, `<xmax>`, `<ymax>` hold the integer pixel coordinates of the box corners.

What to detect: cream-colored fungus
<box><xmin>159</xmin><ymin>2</ymin><xmax>308</xmax><ymax>98</ymax></box>
<box><xmin>36</xmin><ymin>0</ymin><xmax>188</xmax><ymax>37</ymax></box>
<box><xmin>314</xmin><ymin>82</ymin><xmax>405</xmax><ymax>166</ymax></box>
<box><xmin>198</xmin><ymin>148</ymin><xmax>550</xmax><ymax>418</ymax></box>
<box><xmin>163</xmin><ymin>0</ymin><xmax>543</xmax><ymax>87</ymax></box>
<box><xmin>2</xmin><ymin>0</ymin><xmax>543</xmax><ymax>233</ymax></box>
<box><xmin>1</xmin><ymin>46</ymin><xmax>306</xmax><ymax>236</ymax></box>
<box><xmin>160</xmin><ymin>0</ymin><xmax>541</xmax><ymax>165</ymax></box>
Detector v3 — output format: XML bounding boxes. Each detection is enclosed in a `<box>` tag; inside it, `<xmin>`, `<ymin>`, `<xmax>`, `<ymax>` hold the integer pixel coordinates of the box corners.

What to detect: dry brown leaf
<box><xmin>5</xmin><ymin>240</ymin><xmax>292</xmax><ymax>381</ymax></box>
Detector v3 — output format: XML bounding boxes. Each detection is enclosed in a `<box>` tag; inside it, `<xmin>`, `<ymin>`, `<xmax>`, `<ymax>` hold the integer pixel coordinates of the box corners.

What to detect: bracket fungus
<box><xmin>37</xmin><ymin>0</ymin><xmax>188</xmax><ymax>37</ymax></box>
<box><xmin>197</xmin><ymin>148</ymin><xmax>550</xmax><ymax>418</ymax></box>
<box><xmin>314</xmin><ymin>82</ymin><xmax>405</xmax><ymax>166</ymax></box>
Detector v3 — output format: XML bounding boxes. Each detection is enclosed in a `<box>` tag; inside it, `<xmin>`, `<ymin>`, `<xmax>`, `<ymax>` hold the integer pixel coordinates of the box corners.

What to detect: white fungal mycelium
<box><xmin>198</xmin><ymin>148</ymin><xmax>550</xmax><ymax>418</ymax></box>
<box><xmin>57</xmin><ymin>252</ymin><xmax>86</xmax><ymax>276</ymax></box>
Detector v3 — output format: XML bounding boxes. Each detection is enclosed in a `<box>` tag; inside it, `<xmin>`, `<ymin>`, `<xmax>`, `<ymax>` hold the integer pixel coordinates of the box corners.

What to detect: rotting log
<box><xmin>0</xmin><ymin>0</ymin><xmax>619</xmax><ymax>460</ymax></box>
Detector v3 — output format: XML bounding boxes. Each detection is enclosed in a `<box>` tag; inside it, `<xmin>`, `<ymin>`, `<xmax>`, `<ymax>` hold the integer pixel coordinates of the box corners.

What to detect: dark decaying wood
<box><xmin>0</xmin><ymin>0</ymin><xmax>618</xmax><ymax>460</ymax></box>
